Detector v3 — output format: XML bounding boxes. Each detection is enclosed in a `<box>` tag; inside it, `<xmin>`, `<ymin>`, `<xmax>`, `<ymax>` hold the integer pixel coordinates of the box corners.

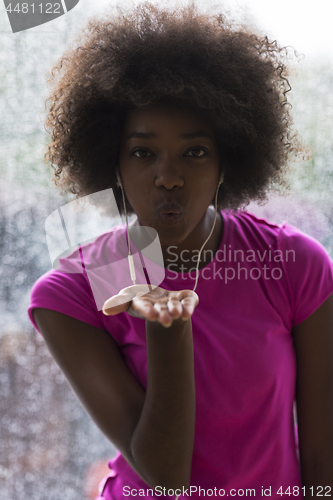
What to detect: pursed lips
<box><xmin>156</xmin><ymin>202</ymin><xmax>184</xmax><ymax>215</ymax></box>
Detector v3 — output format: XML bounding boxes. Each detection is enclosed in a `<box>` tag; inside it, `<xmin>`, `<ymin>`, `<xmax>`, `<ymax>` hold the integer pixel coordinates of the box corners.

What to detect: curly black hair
<box><xmin>44</xmin><ymin>0</ymin><xmax>305</xmax><ymax>214</ymax></box>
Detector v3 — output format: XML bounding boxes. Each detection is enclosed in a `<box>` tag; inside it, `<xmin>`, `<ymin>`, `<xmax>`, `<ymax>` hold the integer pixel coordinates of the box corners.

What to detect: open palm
<box><xmin>103</xmin><ymin>285</ymin><xmax>199</xmax><ymax>328</ymax></box>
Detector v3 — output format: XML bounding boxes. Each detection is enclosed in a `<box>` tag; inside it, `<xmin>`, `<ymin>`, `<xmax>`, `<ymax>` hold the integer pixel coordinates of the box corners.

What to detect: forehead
<box><xmin>123</xmin><ymin>103</ymin><xmax>215</xmax><ymax>134</ymax></box>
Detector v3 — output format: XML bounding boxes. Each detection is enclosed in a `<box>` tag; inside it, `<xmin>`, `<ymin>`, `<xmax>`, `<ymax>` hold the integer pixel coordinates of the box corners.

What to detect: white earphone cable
<box><xmin>192</xmin><ymin>174</ymin><xmax>223</xmax><ymax>293</ymax></box>
<box><xmin>119</xmin><ymin>172</ymin><xmax>137</xmax><ymax>285</ymax></box>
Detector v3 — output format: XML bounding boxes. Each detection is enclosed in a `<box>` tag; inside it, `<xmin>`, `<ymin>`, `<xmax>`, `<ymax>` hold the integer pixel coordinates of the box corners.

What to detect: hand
<box><xmin>103</xmin><ymin>285</ymin><xmax>199</xmax><ymax>328</ymax></box>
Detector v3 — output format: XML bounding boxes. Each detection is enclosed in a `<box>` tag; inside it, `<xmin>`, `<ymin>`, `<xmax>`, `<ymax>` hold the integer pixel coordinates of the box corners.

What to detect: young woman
<box><xmin>28</xmin><ymin>2</ymin><xmax>333</xmax><ymax>498</ymax></box>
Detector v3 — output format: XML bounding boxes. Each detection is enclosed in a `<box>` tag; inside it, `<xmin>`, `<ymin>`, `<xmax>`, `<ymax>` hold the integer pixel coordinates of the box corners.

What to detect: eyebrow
<box><xmin>125</xmin><ymin>131</ymin><xmax>214</xmax><ymax>141</ymax></box>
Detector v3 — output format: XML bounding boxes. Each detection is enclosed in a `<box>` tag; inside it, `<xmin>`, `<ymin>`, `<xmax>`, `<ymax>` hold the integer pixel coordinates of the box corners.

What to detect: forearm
<box><xmin>130</xmin><ymin>318</ymin><xmax>196</xmax><ymax>490</ymax></box>
<box><xmin>300</xmin><ymin>454</ymin><xmax>333</xmax><ymax>498</ymax></box>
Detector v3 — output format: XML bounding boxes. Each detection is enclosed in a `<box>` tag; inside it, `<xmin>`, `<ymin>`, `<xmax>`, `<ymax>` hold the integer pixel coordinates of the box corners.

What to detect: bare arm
<box><xmin>33</xmin><ymin>287</ymin><xmax>197</xmax><ymax>490</ymax></box>
<box><xmin>292</xmin><ymin>293</ymin><xmax>333</xmax><ymax>497</ymax></box>
<box><xmin>102</xmin><ymin>285</ymin><xmax>197</xmax><ymax>488</ymax></box>
<box><xmin>131</xmin><ymin>317</ymin><xmax>195</xmax><ymax>489</ymax></box>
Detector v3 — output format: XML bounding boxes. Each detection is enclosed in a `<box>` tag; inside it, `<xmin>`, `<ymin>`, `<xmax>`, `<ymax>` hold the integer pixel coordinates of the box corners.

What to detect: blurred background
<box><xmin>0</xmin><ymin>0</ymin><xmax>332</xmax><ymax>498</ymax></box>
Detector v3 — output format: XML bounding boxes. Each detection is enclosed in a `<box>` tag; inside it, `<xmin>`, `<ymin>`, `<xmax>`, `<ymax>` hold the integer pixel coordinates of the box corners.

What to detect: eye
<box><xmin>132</xmin><ymin>149</ymin><xmax>153</xmax><ymax>158</ymax></box>
<box><xmin>186</xmin><ymin>148</ymin><xmax>208</xmax><ymax>158</ymax></box>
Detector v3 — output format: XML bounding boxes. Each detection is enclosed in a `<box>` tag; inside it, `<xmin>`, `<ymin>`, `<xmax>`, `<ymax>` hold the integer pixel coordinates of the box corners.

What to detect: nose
<box><xmin>154</xmin><ymin>156</ymin><xmax>185</xmax><ymax>190</ymax></box>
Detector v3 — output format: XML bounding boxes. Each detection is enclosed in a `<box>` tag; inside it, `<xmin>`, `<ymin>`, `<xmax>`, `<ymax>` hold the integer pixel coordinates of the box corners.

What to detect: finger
<box><xmin>103</xmin><ymin>290</ymin><xmax>134</xmax><ymax>316</ymax></box>
<box><xmin>103</xmin><ymin>285</ymin><xmax>150</xmax><ymax>316</ymax></box>
<box><xmin>176</xmin><ymin>290</ymin><xmax>199</xmax><ymax>320</ymax></box>
<box><xmin>175</xmin><ymin>290</ymin><xmax>199</xmax><ymax>305</ymax></box>
<box><xmin>167</xmin><ymin>298</ymin><xmax>183</xmax><ymax>319</ymax></box>
<box><xmin>131</xmin><ymin>297</ymin><xmax>159</xmax><ymax>322</ymax></box>
<box><xmin>154</xmin><ymin>301</ymin><xmax>174</xmax><ymax>327</ymax></box>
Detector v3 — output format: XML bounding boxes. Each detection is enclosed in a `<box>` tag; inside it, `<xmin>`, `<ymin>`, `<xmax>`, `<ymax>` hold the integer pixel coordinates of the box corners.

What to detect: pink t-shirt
<box><xmin>28</xmin><ymin>210</ymin><xmax>333</xmax><ymax>499</ymax></box>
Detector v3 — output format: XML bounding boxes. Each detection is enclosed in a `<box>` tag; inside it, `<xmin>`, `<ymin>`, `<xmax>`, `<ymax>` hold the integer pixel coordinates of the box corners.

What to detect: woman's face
<box><xmin>118</xmin><ymin>103</ymin><xmax>221</xmax><ymax>249</ymax></box>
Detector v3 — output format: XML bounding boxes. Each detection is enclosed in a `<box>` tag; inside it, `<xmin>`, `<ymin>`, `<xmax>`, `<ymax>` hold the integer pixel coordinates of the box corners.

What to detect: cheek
<box><xmin>193</xmin><ymin>174</ymin><xmax>219</xmax><ymax>197</ymax></box>
<box><xmin>123</xmin><ymin>183</ymin><xmax>148</xmax><ymax>214</ymax></box>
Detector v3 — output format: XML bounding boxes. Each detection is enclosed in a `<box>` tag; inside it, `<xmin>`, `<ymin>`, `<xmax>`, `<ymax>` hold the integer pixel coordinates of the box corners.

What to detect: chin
<box><xmin>157</xmin><ymin>229</ymin><xmax>189</xmax><ymax>248</ymax></box>
<box><xmin>136</xmin><ymin>214</ymin><xmax>190</xmax><ymax>246</ymax></box>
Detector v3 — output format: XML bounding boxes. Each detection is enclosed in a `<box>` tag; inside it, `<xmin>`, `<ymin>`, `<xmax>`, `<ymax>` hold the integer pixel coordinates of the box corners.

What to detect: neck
<box><xmin>162</xmin><ymin>206</ymin><xmax>223</xmax><ymax>273</ymax></box>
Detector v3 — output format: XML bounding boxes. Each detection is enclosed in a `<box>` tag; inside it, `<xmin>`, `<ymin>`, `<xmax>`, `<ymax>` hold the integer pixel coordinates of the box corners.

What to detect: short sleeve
<box><xmin>278</xmin><ymin>222</ymin><xmax>333</xmax><ymax>327</ymax></box>
<box><xmin>28</xmin><ymin>269</ymin><xmax>105</xmax><ymax>334</ymax></box>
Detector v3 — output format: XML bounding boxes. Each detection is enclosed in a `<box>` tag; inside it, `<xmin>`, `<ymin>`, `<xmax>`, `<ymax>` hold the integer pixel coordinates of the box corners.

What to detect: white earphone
<box><xmin>116</xmin><ymin>168</ymin><xmax>123</xmax><ymax>189</ymax></box>
<box><xmin>217</xmin><ymin>170</ymin><xmax>224</xmax><ymax>188</ymax></box>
